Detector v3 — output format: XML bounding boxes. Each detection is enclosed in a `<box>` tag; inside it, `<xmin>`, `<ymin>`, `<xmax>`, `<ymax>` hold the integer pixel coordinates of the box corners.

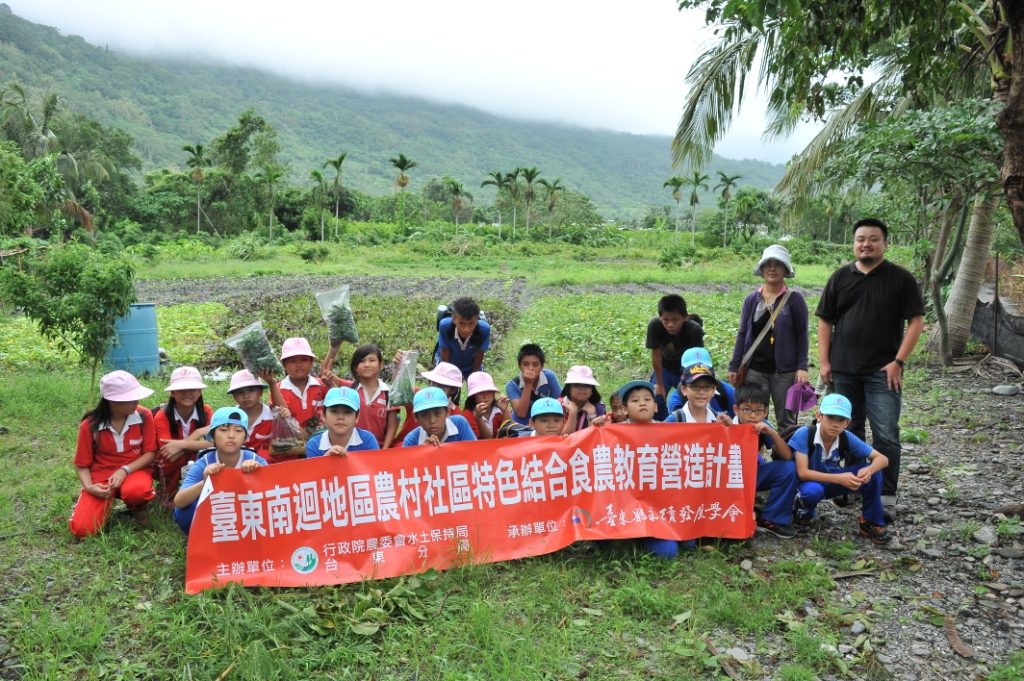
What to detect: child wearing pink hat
<box><xmin>70</xmin><ymin>370</ymin><xmax>158</xmax><ymax>539</ymax></box>
<box><xmin>559</xmin><ymin>365</ymin><xmax>608</xmax><ymax>434</ymax></box>
<box><xmin>227</xmin><ymin>369</ymin><xmax>274</xmax><ymax>458</ymax></box>
<box><xmin>152</xmin><ymin>366</ymin><xmax>214</xmax><ymax>504</ymax></box>
<box><xmin>263</xmin><ymin>337</ymin><xmax>328</xmax><ymax>459</ymax></box>
<box><xmin>462</xmin><ymin>371</ymin><xmax>511</xmax><ymax>438</ymax></box>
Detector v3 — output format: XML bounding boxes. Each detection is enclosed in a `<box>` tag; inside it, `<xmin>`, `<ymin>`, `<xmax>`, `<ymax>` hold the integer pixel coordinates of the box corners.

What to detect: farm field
<box><xmin>0</xmin><ymin>249</ymin><xmax>1022</xmax><ymax>680</ymax></box>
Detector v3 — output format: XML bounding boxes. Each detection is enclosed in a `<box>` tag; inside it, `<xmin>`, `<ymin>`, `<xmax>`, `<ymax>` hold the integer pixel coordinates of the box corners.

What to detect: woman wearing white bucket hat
<box><xmin>727</xmin><ymin>244</ymin><xmax>809</xmax><ymax>430</ymax></box>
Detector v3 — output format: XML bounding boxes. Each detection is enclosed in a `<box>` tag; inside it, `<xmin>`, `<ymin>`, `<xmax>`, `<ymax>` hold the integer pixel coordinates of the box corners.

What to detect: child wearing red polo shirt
<box><xmin>152</xmin><ymin>366</ymin><xmax>214</xmax><ymax>504</ymax></box>
<box><xmin>340</xmin><ymin>344</ymin><xmax>400</xmax><ymax>448</ymax></box>
<box><xmin>70</xmin><ymin>371</ymin><xmax>158</xmax><ymax>539</ymax></box>
<box><xmin>463</xmin><ymin>371</ymin><xmax>510</xmax><ymax>438</ymax></box>
<box><xmin>264</xmin><ymin>336</ymin><xmax>327</xmax><ymax>439</ymax></box>
<box><xmin>228</xmin><ymin>369</ymin><xmax>274</xmax><ymax>458</ymax></box>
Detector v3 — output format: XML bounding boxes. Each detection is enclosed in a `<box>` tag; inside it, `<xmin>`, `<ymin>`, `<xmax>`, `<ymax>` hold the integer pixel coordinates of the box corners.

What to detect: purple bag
<box><xmin>785</xmin><ymin>381</ymin><xmax>818</xmax><ymax>413</ymax></box>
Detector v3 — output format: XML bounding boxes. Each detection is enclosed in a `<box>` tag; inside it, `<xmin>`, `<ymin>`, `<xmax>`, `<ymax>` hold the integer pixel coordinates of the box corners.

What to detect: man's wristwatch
<box><xmin>894</xmin><ymin>358</ymin><xmax>906</xmax><ymax>369</ymax></box>
<box><xmin>121</xmin><ymin>465</ymin><xmax>132</xmax><ymax>474</ymax></box>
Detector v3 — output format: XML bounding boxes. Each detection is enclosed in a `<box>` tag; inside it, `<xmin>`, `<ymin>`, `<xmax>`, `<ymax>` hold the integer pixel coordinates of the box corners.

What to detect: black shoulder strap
<box><xmin>838</xmin><ymin>431</ymin><xmax>849</xmax><ymax>464</ymax></box>
<box><xmin>672</xmin><ymin>408</ymin><xmax>687</xmax><ymax>423</ymax></box>
<box><xmin>805</xmin><ymin>421</ymin><xmax>817</xmax><ymax>455</ymax></box>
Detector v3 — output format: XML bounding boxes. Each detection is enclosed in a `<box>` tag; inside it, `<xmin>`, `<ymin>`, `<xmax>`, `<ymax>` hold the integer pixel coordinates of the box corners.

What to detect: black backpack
<box><xmin>781</xmin><ymin>421</ymin><xmax>849</xmax><ymax>465</ymax></box>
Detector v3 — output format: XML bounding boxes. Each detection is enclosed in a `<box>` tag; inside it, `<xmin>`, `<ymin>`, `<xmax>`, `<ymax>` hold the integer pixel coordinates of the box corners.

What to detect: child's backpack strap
<box><xmin>671</xmin><ymin>408</ymin><xmax>687</xmax><ymax>423</ymax></box>
<box><xmin>805</xmin><ymin>421</ymin><xmax>817</xmax><ymax>456</ymax></box>
<box><xmin>838</xmin><ymin>431</ymin><xmax>850</xmax><ymax>466</ymax></box>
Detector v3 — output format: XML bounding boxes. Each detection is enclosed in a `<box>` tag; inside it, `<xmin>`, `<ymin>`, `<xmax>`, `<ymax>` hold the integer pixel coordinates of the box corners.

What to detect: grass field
<box><xmin>1</xmin><ymin>243</ymin><xmax>995</xmax><ymax>680</ymax></box>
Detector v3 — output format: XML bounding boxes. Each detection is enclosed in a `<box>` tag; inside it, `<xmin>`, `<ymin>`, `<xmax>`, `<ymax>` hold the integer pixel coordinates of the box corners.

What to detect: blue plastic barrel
<box><xmin>105</xmin><ymin>303</ymin><xmax>160</xmax><ymax>375</ymax></box>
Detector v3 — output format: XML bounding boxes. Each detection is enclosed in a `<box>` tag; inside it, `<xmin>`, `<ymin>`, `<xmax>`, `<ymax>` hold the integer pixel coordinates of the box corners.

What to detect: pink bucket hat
<box><xmin>100</xmin><ymin>370</ymin><xmax>154</xmax><ymax>402</ymax></box>
<box><xmin>280</xmin><ymin>337</ymin><xmax>315</xmax><ymax>361</ymax></box>
<box><xmin>228</xmin><ymin>369</ymin><xmax>268</xmax><ymax>394</ymax></box>
<box><xmin>165</xmin><ymin>366</ymin><xmax>207</xmax><ymax>392</ymax></box>
<box><xmin>420</xmin><ymin>362</ymin><xmax>464</xmax><ymax>388</ymax></box>
<box><xmin>564</xmin><ymin>365</ymin><xmax>599</xmax><ymax>387</ymax></box>
<box><xmin>466</xmin><ymin>371</ymin><xmax>499</xmax><ymax>397</ymax></box>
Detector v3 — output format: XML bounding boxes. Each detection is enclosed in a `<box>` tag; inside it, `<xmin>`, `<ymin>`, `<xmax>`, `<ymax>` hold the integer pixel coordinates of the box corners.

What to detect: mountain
<box><xmin>0</xmin><ymin>7</ymin><xmax>785</xmax><ymax>218</ymax></box>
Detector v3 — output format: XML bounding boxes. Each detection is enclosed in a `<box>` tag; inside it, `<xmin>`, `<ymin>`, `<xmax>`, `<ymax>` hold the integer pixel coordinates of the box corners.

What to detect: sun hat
<box><xmin>100</xmin><ymin>370</ymin><xmax>154</xmax><ymax>402</ymax></box>
<box><xmin>420</xmin><ymin>362</ymin><xmax>464</xmax><ymax>388</ymax></box>
<box><xmin>165</xmin><ymin>366</ymin><xmax>207</xmax><ymax>392</ymax></box>
<box><xmin>681</xmin><ymin>347</ymin><xmax>714</xmax><ymax>369</ymax></box>
<box><xmin>617</xmin><ymin>380</ymin><xmax>655</xmax><ymax>401</ymax></box>
<box><xmin>753</xmin><ymin>244</ymin><xmax>796</xmax><ymax>278</ymax></box>
<box><xmin>413</xmin><ymin>387</ymin><xmax>450</xmax><ymax>413</ymax></box>
<box><xmin>819</xmin><ymin>393</ymin><xmax>853</xmax><ymax>420</ymax></box>
<box><xmin>466</xmin><ymin>371</ymin><xmax>499</xmax><ymax>397</ymax></box>
<box><xmin>785</xmin><ymin>381</ymin><xmax>818</xmax><ymax>413</ymax></box>
<box><xmin>324</xmin><ymin>386</ymin><xmax>360</xmax><ymax>411</ymax></box>
<box><xmin>280</xmin><ymin>337</ymin><xmax>315</xmax><ymax>361</ymax></box>
<box><xmin>206</xmin><ymin>407</ymin><xmax>250</xmax><ymax>440</ymax></box>
<box><xmin>682</xmin><ymin>363</ymin><xmax>717</xmax><ymax>385</ymax></box>
<box><xmin>531</xmin><ymin>397</ymin><xmax>565</xmax><ymax>419</ymax></box>
<box><xmin>228</xmin><ymin>369</ymin><xmax>268</xmax><ymax>393</ymax></box>
<box><xmin>563</xmin><ymin>365</ymin><xmax>599</xmax><ymax>387</ymax></box>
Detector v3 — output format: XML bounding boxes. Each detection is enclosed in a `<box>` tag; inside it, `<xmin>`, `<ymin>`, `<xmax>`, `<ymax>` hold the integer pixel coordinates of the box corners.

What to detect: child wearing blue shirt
<box><xmin>173</xmin><ymin>407</ymin><xmax>267</xmax><ymax>534</ymax></box>
<box><xmin>732</xmin><ymin>384</ymin><xmax>798</xmax><ymax>539</ymax></box>
<box><xmin>306</xmin><ymin>387</ymin><xmax>380</xmax><ymax>457</ymax></box>
<box><xmin>665</xmin><ymin>347</ymin><xmax>736</xmax><ymax>419</ymax></box>
<box><xmin>402</xmin><ymin>387</ymin><xmax>477</xmax><ymax>447</ymax></box>
<box><xmin>434</xmin><ymin>297</ymin><xmax>491</xmax><ymax>379</ymax></box>
<box><xmin>787</xmin><ymin>393</ymin><xmax>891</xmax><ymax>545</ymax></box>
<box><xmin>664</xmin><ymin>363</ymin><xmax>733</xmax><ymax>425</ymax></box>
<box><xmin>506</xmin><ymin>343</ymin><xmax>562</xmax><ymax>425</ymax></box>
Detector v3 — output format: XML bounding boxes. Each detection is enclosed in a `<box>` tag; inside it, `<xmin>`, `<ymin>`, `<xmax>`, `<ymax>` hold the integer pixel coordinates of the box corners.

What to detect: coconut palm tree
<box><xmin>183</xmin><ymin>144</ymin><xmax>211</xmax><ymax>234</ymax></box>
<box><xmin>255</xmin><ymin>164</ymin><xmax>284</xmax><ymax>240</ymax></box>
<box><xmin>714</xmin><ymin>171</ymin><xmax>742</xmax><ymax>246</ymax></box>
<box><xmin>538</xmin><ymin>177</ymin><xmax>565</xmax><ymax>239</ymax></box>
<box><xmin>323</xmin><ymin>152</ymin><xmax>347</xmax><ymax>236</ymax></box>
<box><xmin>518</xmin><ymin>166</ymin><xmax>542</xmax><ymax>236</ymax></box>
<box><xmin>683</xmin><ymin>171</ymin><xmax>710</xmax><ymax>244</ymax></box>
<box><xmin>663</xmin><ymin>176</ymin><xmax>685</xmax><ymax>235</ymax></box>
<box><xmin>444</xmin><ymin>177</ymin><xmax>472</xmax><ymax>234</ymax></box>
<box><xmin>506</xmin><ymin>168</ymin><xmax>522</xmax><ymax>239</ymax></box>
<box><xmin>310</xmin><ymin>169</ymin><xmax>327</xmax><ymax>241</ymax></box>
<box><xmin>389</xmin><ymin>153</ymin><xmax>417</xmax><ymax>231</ymax></box>
<box><xmin>481</xmin><ymin>169</ymin><xmax>509</xmax><ymax>238</ymax></box>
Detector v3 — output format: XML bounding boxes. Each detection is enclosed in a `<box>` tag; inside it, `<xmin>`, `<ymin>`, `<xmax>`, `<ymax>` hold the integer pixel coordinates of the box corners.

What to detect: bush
<box><xmin>224</xmin><ymin>233</ymin><xmax>271</xmax><ymax>261</ymax></box>
<box><xmin>658</xmin><ymin>243</ymin><xmax>698</xmax><ymax>269</ymax></box>
<box><xmin>296</xmin><ymin>243</ymin><xmax>330</xmax><ymax>264</ymax></box>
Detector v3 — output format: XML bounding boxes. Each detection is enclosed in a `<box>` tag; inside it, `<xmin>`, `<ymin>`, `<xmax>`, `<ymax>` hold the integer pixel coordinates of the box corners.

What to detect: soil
<box><xmin>112</xmin><ymin>276</ymin><xmax>1022</xmax><ymax>677</ymax></box>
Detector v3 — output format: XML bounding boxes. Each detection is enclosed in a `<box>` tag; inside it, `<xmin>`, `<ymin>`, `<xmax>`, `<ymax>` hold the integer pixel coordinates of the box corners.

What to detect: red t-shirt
<box><xmin>153</xmin><ymin>404</ymin><xmax>214</xmax><ymax>445</ymax></box>
<box><xmin>339</xmin><ymin>379</ymin><xmax>399</xmax><ymax>444</ymax></box>
<box><xmin>277</xmin><ymin>376</ymin><xmax>327</xmax><ymax>431</ymax></box>
<box><xmin>74</xmin><ymin>407</ymin><xmax>158</xmax><ymax>481</ymax></box>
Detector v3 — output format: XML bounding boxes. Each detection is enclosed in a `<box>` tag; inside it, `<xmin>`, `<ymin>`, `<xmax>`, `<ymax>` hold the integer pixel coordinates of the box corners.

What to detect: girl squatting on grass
<box><xmin>70</xmin><ymin>371</ymin><xmax>158</xmax><ymax>539</ymax></box>
<box><xmin>152</xmin><ymin>366</ymin><xmax>213</xmax><ymax>506</ymax></box>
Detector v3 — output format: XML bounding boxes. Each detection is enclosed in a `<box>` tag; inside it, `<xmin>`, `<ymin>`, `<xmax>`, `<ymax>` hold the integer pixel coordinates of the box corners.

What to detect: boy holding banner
<box><xmin>306</xmin><ymin>387</ymin><xmax>380</xmax><ymax>457</ymax></box>
<box><xmin>402</xmin><ymin>387</ymin><xmax>477</xmax><ymax>447</ymax></box>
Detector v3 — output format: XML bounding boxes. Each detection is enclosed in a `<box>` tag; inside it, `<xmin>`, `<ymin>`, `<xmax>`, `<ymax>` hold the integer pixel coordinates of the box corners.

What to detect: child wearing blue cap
<box><xmin>530</xmin><ymin>397</ymin><xmax>567</xmax><ymax>436</ymax></box>
<box><xmin>665</xmin><ymin>347</ymin><xmax>736</xmax><ymax>419</ymax></box>
<box><xmin>402</xmin><ymin>387</ymin><xmax>477</xmax><ymax>447</ymax></box>
<box><xmin>173</xmin><ymin>407</ymin><xmax>267</xmax><ymax>534</ymax></box>
<box><xmin>787</xmin><ymin>393</ymin><xmax>891</xmax><ymax>545</ymax></box>
<box><xmin>664</xmin><ymin>363</ymin><xmax>733</xmax><ymax>425</ymax></box>
<box><xmin>306</xmin><ymin>387</ymin><xmax>380</xmax><ymax>457</ymax></box>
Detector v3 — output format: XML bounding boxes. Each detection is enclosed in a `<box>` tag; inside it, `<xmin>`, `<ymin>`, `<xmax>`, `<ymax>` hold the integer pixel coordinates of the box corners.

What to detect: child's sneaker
<box><xmin>756</xmin><ymin>518</ymin><xmax>796</xmax><ymax>539</ymax></box>
<box><xmin>858</xmin><ymin>516</ymin><xmax>890</xmax><ymax>545</ymax></box>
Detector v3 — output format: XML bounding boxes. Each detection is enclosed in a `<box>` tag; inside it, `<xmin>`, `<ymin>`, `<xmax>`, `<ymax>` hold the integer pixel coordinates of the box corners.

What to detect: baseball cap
<box><xmin>617</xmin><ymin>380</ymin><xmax>655</xmax><ymax>401</ymax></box>
<box><xmin>228</xmin><ymin>369</ymin><xmax>268</xmax><ymax>393</ymax></box>
<box><xmin>207</xmin><ymin>407</ymin><xmax>250</xmax><ymax>440</ymax></box>
<box><xmin>681</xmin><ymin>347</ymin><xmax>713</xmax><ymax>369</ymax></box>
<box><xmin>165</xmin><ymin>366</ymin><xmax>207</xmax><ymax>392</ymax></box>
<box><xmin>324</xmin><ymin>386</ymin><xmax>360</xmax><ymax>411</ymax></box>
<box><xmin>413</xmin><ymin>387</ymin><xmax>450</xmax><ymax>413</ymax></box>
<box><xmin>100</xmin><ymin>370</ymin><xmax>154</xmax><ymax>402</ymax></box>
<box><xmin>682</xmin><ymin>363</ymin><xmax>717</xmax><ymax>385</ymax></box>
<box><xmin>530</xmin><ymin>397</ymin><xmax>564</xmax><ymax>419</ymax></box>
<box><xmin>819</xmin><ymin>393</ymin><xmax>853</xmax><ymax>419</ymax></box>
<box><xmin>421</xmin><ymin>362</ymin><xmax>464</xmax><ymax>388</ymax></box>
<box><xmin>280</xmin><ymin>337</ymin><xmax>315</xmax><ymax>361</ymax></box>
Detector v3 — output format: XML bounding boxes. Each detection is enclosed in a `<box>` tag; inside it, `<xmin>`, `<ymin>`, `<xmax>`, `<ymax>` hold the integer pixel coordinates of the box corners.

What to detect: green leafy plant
<box><xmin>296</xmin><ymin>243</ymin><xmax>329</xmax><ymax>263</ymax></box>
<box><xmin>224</xmin><ymin>232</ymin><xmax>271</xmax><ymax>261</ymax></box>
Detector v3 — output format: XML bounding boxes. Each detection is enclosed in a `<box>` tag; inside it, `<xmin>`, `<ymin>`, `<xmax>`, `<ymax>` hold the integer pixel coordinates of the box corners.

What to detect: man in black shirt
<box><xmin>816</xmin><ymin>219</ymin><xmax>925</xmax><ymax>520</ymax></box>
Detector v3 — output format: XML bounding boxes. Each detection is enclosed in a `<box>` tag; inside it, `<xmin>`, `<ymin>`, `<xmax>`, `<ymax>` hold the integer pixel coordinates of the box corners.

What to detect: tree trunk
<box><xmin>997</xmin><ymin>1</ymin><xmax>1024</xmax><ymax>244</ymax></box>
<box><xmin>196</xmin><ymin>187</ymin><xmax>201</xmax><ymax>234</ymax></box>
<box><xmin>943</xmin><ymin>192</ymin><xmax>1001</xmax><ymax>355</ymax></box>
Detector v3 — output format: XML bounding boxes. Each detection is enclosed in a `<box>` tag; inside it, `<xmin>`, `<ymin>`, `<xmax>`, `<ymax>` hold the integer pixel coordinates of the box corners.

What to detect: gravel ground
<box><xmin>86</xmin><ymin>276</ymin><xmax>1018</xmax><ymax>678</ymax></box>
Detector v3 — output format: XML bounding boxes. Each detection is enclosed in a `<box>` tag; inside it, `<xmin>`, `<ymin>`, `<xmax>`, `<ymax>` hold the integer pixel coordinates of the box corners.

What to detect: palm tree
<box><xmin>310</xmin><ymin>169</ymin><xmax>327</xmax><ymax>241</ymax></box>
<box><xmin>538</xmin><ymin>177</ymin><xmax>565</xmax><ymax>239</ymax></box>
<box><xmin>518</xmin><ymin>166</ymin><xmax>542</xmax><ymax>236</ymax></box>
<box><xmin>255</xmin><ymin>164</ymin><xmax>284</xmax><ymax>240</ymax></box>
<box><xmin>714</xmin><ymin>171</ymin><xmax>742</xmax><ymax>246</ymax></box>
<box><xmin>323</xmin><ymin>152</ymin><xmax>347</xmax><ymax>237</ymax></box>
<box><xmin>481</xmin><ymin>169</ymin><xmax>509</xmax><ymax>238</ymax></box>
<box><xmin>444</xmin><ymin>177</ymin><xmax>472</xmax><ymax>234</ymax></box>
<box><xmin>663</xmin><ymin>176</ymin><xmax>685</xmax><ymax>235</ymax></box>
<box><xmin>389</xmin><ymin>153</ymin><xmax>417</xmax><ymax>231</ymax></box>
<box><xmin>506</xmin><ymin>168</ymin><xmax>522</xmax><ymax>239</ymax></box>
<box><xmin>183</xmin><ymin>144</ymin><xmax>211</xmax><ymax>234</ymax></box>
<box><xmin>683</xmin><ymin>171</ymin><xmax>710</xmax><ymax>244</ymax></box>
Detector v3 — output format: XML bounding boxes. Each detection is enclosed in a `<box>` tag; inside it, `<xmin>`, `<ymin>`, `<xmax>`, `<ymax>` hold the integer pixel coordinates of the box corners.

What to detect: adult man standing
<box><xmin>817</xmin><ymin>218</ymin><xmax>925</xmax><ymax>522</ymax></box>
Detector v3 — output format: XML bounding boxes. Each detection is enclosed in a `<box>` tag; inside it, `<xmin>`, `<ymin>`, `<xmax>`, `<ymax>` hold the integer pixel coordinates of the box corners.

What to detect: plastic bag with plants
<box><xmin>269</xmin><ymin>408</ymin><xmax>306</xmax><ymax>457</ymax></box>
<box><xmin>316</xmin><ymin>286</ymin><xmax>359</xmax><ymax>348</ymax></box>
<box><xmin>388</xmin><ymin>350</ymin><xmax>419</xmax><ymax>407</ymax></box>
<box><xmin>224</xmin><ymin>320</ymin><xmax>283</xmax><ymax>375</ymax></box>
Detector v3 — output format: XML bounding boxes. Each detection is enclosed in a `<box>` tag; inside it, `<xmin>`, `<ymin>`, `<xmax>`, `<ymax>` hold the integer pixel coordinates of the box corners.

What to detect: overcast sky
<box><xmin>12</xmin><ymin>0</ymin><xmax>820</xmax><ymax>164</ymax></box>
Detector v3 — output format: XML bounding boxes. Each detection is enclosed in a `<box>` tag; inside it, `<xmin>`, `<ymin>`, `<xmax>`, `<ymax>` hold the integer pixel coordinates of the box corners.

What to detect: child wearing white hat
<box><xmin>152</xmin><ymin>366</ymin><xmax>213</xmax><ymax>504</ymax></box>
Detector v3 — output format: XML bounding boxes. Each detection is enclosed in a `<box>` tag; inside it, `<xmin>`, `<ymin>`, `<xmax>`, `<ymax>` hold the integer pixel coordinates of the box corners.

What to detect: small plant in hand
<box><xmin>326</xmin><ymin>303</ymin><xmax>359</xmax><ymax>346</ymax></box>
<box><xmin>225</xmin><ymin>321</ymin><xmax>284</xmax><ymax>375</ymax></box>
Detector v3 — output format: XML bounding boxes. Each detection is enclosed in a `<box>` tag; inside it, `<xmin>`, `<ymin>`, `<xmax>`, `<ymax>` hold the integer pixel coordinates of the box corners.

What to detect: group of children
<box><xmin>71</xmin><ymin>294</ymin><xmax>892</xmax><ymax>552</ymax></box>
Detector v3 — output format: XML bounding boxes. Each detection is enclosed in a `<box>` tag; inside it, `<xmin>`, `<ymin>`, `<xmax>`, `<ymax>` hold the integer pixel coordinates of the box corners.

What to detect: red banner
<box><xmin>185</xmin><ymin>423</ymin><xmax>758</xmax><ymax>593</ymax></box>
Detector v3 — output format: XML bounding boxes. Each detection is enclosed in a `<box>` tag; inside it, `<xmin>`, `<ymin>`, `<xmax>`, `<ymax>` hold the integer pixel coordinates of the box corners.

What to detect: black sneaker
<box><xmin>792</xmin><ymin>512</ymin><xmax>812</xmax><ymax>533</ymax></box>
<box><xmin>757</xmin><ymin>518</ymin><xmax>797</xmax><ymax>539</ymax></box>
<box><xmin>858</xmin><ymin>516</ymin><xmax>891</xmax><ymax>545</ymax></box>
<box><xmin>832</xmin><ymin>493</ymin><xmax>853</xmax><ymax>507</ymax></box>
